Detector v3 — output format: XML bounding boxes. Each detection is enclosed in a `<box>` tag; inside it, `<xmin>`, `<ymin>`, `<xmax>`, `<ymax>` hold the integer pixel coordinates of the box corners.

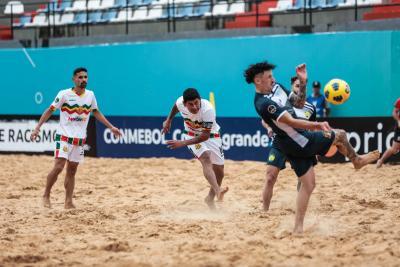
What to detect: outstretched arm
<box><xmin>166</xmin><ymin>131</ymin><xmax>211</xmax><ymax>149</ymax></box>
<box><xmin>92</xmin><ymin>110</ymin><xmax>121</xmax><ymax>136</ymax></box>
<box><xmin>289</xmin><ymin>64</ymin><xmax>307</xmax><ymax>108</ymax></box>
<box><xmin>30</xmin><ymin>108</ymin><xmax>54</xmax><ymax>141</ymax></box>
<box><xmin>278</xmin><ymin>112</ymin><xmax>331</xmax><ymax>132</ymax></box>
<box><xmin>162</xmin><ymin>104</ymin><xmax>179</xmax><ymax>134</ymax></box>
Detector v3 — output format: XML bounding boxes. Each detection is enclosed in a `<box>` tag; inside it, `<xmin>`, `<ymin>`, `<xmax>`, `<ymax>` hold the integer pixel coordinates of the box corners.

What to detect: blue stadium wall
<box><xmin>0</xmin><ymin>31</ymin><xmax>399</xmax><ymax>162</ymax></box>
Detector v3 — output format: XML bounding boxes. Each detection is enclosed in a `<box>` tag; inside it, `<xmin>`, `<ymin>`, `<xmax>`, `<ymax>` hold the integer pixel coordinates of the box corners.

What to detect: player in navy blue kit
<box><xmin>245</xmin><ymin>61</ymin><xmax>380</xmax><ymax>233</ymax></box>
<box><xmin>261</xmin><ymin>76</ymin><xmax>317</xmax><ymax>212</ymax></box>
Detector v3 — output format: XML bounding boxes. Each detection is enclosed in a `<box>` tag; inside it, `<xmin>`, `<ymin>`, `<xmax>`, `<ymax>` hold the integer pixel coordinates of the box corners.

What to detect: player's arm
<box><xmin>92</xmin><ymin>109</ymin><xmax>121</xmax><ymax>137</ymax></box>
<box><xmin>167</xmin><ymin>109</ymin><xmax>214</xmax><ymax>149</ymax></box>
<box><xmin>289</xmin><ymin>64</ymin><xmax>308</xmax><ymax>108</ymax></box>
<box><xmin>30</xmin><ymin>107</ymin><xmax>55</xmax><ymax>141</ymax></box>
<box><xmin>162</xmin><ymin>104</ymin><xmax>179</xmax><ymax>134</ymax></box>
<box><xmin>166</xmin><ymin>128</ymin><xmax>211</xmax><ymax>149</ymax></box>
<box><xmin>278</xmin><ymin>111</ymin><xmax>331</xmax><ymax>132</ymax></box>
<box><xmin>261</xmin><ymin>119</ymin><xmax>273</xmax><ymax>137</ymax></box>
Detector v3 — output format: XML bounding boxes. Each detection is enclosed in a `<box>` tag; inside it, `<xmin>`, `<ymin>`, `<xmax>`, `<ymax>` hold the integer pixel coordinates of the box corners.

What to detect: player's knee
<box><xmin>53</xmin><ymin>164</ymin><xmax>65</xmax><ymax>174</ymax></box>
<box><xmin>265</xmin><ymin>172</ymin><xmax>277</xmax><ymax>186</ymax></box>
<box><xmin>302</xmin><ymin>180</ymin><xmax>315</xmax><ymax>194</ymax></box>
<box><xmin>335</xmin><ymin>129</ymin><xmax>346</xmax><ymax>140</ymax></box>
<box><xmin>199</xmin><ymin>152</ymin><xmax>212</xmax><ymax>165</ymax></box>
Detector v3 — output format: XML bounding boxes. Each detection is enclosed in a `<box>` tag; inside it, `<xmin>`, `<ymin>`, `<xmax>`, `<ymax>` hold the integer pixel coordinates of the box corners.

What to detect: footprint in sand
<box><xmin>357</xmin><ymin>199</ymin><xmax>386</xmax><ymax>209</ymax></box>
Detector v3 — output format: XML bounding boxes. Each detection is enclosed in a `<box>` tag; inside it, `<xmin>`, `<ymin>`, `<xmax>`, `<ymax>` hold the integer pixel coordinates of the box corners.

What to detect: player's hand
<box><xmin>296</xmin><ymin>63</ymin><xmax>307</xmax><ymax>85</ymax></box>
<box><xmin>162</xmin><ymin>119</ymin><xmax>171</xmax><ymax>134</ymax></box>
<box><xmin>318</xmin><ymin>121</ymin><xmax>331</xmax><ymax>132</ymax></box>
<box><xmin>110</xmin><ymin>127</ymin><xmax>122</xmax><ymax>137</ymax></box>
<box><xmin>166</xmin><ymin>140</ymin><xmax>185</xmax><ymax>149</ymax></box>
<box><xmin>266</xmin><ymin>127</ymin><xmax>274</xmax><ymax>138</ymax></box>
<box><xmin>30</xmin><ymin>128</ymin><xmax>40</xmax><ymax>141</ymax></box>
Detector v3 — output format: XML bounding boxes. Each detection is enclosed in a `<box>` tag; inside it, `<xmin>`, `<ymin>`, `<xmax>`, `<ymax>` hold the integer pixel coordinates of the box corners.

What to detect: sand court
<box><xmin>1</xmin><ymin>154</ymin><xmax>400</xmax><ymax>266</ymax></box>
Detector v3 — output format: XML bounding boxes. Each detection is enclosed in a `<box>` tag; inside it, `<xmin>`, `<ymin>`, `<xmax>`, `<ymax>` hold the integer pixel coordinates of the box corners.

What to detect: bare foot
<box><xmin>64</xmin><ymin>201</ymin><xmax>76</xmax><ymax>209</ymax></box>
<box><xmin>352</xmin><ymin>150</ymin><xmax>380</xmax><ymax>169</ymax></box>
<box><xmin>42</xmin><ymin>196</ymin><xmax>51</xmax><ymax>208</ymax></box>
<box><xmin>204</xmin><ymin>196</ymin><xmax>216</xmax><ymax>210</ymax></box>
<box><xmin>376</xmin><ymin>159</ymin><xmax>383</xmax><ymax>168</ymax></box>
<box><xmin>216</xmin><ymin>187</ymin><xmax>229</xmax><ymax>202</ymax></box>
<box><xmin>293</xmin><ymin>226</ymin><xmax>303</xmax><ymax>235</ymax></box>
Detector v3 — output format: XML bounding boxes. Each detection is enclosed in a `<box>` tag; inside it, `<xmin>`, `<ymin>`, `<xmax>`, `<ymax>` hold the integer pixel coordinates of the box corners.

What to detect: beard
<box><xmin>79</xmin><ymin>82</ymin><xmax>87</xmax><ymax>89</ymax></box>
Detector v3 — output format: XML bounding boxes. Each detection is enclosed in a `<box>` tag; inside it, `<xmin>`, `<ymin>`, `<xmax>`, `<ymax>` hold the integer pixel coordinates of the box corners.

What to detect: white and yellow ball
<box><xmin>323</xmin><ymin>79</ymin><xmax>350</xmax><ymax>105</ymax></box>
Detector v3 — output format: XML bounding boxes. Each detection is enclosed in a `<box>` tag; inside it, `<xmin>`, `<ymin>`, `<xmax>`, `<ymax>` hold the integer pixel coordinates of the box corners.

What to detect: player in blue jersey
<box><xmin>261</xmin><ymin>76</ymin><xmax>317</xmax><ymax>212</ymax></box>
<box><xmin>245</xmin><ymin>61</ymin><xmax>380</xmax><ymax>233</ymax></box>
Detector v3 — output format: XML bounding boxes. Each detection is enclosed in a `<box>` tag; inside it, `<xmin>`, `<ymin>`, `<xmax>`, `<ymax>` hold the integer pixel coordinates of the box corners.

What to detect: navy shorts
<box><xmin>286</xmin><ymin>155</ymin><xmax>318</xmax><ymax>177</ymax></box>
<box><xmin>267</xmin><ymin>146</ymin><xmax>286</xmax><ymax>170</ymax></box>
<box><xmin>267</xmin><ymin>146</ymin><xmax>318</xmax><ymax>177</ymax></box>
<box><xmin>276</xmin><ymin>130</ymin><xmax>335</xmax><ymax>158</ymax></box>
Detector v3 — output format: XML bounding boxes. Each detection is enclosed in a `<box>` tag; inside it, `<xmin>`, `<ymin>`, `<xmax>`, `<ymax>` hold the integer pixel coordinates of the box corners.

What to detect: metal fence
<box><xmin>0</xmin><ymin>0</ymin><xmax>398</xmax><ymax>41</ymax></box>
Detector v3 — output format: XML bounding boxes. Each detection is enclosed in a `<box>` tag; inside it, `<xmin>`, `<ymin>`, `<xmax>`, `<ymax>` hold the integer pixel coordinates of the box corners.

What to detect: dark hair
<box><xmin>244</xmin><ymin>61</ymin><xmax>276</xmax><ymax>84</ymax></box>
<box><xmin>73</xmin><ymin>67</ymin><xmax>88</xmax><ymax>76</ymax></box>
<box><xmin>183</xmin><ymin>88</ymin><xmax>201</xmax><ymax>103</ymax></box>
<box><xmin>290</xmin><ymin>76</ymin><xmax>298</xmax><ymax>84</ymax></box>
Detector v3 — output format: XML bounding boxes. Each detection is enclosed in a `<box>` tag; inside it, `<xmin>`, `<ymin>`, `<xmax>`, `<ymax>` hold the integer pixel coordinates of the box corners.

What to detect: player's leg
<box><xmin>332</xmin><ymin>129</ymin><xmax>380</xmax><ymax>169</ymax></box>
<box><xmin>294</xmin><ymin>166</ymin><xmax>315</xmax><ymax>234</ymax></box>
<box><xmin>262</xmin><ymin>147</ymin><xmax>285</xmax><ymax>211</ymax></box>
<box><xmin>377</xmin><ymin>141</ymin><xmax>400</xmax><ymax>168</ymax></box>
<box><xmin>43</xmin><ymin>158</ymin><xmax>67</xmax><ymax>208</ymax></box>
<box><xmin>198</xmin><ymin>151</ymin><xmax>227</xmax><ymax>202</ymax></box>
<box><xmin>64</xmin><ymin>161</ymin><xmax>79</xmax><ymax>209</ymax></box>
<box><xmin>64</xmin><ymin>144</ymin><xmax>84</xmax><ymax>209</ymax></box>
<box><xmin>205</xmin><ymin>164</ymin><xmax>224</xmax><ymax>209</ymax></box>
<box><xmin>262</xmin><ymin>165</ymin><xmax>279</xmax><ymax>211</ymax></box>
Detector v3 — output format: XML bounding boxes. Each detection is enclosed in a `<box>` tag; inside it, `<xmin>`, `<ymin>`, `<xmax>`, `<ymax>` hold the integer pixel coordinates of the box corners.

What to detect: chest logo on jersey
<box><xmin>68</xmin><ymin>116</ymin><xmax>87</xmax><ymax>122</ymax></box>
<box><xmin>267</xmin><ymin>105</ymin><xmax>277</xmax><ymax>114</ymax></box>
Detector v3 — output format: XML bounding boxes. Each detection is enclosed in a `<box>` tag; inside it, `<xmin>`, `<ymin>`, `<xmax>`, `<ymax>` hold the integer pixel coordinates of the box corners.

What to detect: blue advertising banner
<box><xmin>96</xmin><ymin>116</ymin><xmax>400</xmax><ymax>163</ymax></box>
<box><xmin>95</xmin><ymin>116</ymin><xmax>272</xmax><ymax>161</ymax></box>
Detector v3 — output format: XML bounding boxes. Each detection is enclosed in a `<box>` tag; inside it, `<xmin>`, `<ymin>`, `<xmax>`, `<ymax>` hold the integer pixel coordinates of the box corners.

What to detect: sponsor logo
<box><xmin>267</xmin><ymin>105</ymin><xmax>277</xmax><ymax>114</ymax></box>
<box><xmin>268</xmin><ymin>154</ymin><xmax>275</xmax><ymax>162</ymax></box>
<box><xmin>68</xmin><ymin>116</ymin><xmax>87</xmax><ymax>122</ymax></box>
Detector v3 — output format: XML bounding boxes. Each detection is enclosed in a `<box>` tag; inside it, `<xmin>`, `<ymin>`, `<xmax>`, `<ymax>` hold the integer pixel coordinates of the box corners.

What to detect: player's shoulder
<box><xmin>273</xmin><ymin>82</ymin><xmax>287</xmax><ymax>91</ymax></box>
<box><xmin>58</xmin><ymin>88</ymin><xmax>72</xmax><ymax>95</ymax></box>
<box><xmin>395</xmin><ymin>97</ymin><xmax>400</xmax><ymax>107</ymax></box>
<box><xmin>84</xmin><ymin>89</ymin><xmax>95</xmax><ymax>96</ymax></box>
<box><xmin>201</xmin><ymin>99</ymin><xmax>214</xmax><ymax>112</ymax></box>
<box><xmin>304</xmin><ymin>101</ymin><xmax>315</xmax><ymax>110</ymax></box>
<box><xmin>176</xmin><ymin>96</ymin><xmax>184</xmax><ymax>105</ymax></box>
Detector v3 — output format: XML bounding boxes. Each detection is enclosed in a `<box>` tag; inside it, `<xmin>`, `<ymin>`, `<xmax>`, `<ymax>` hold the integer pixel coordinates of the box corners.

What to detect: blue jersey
<box><xmin>306</xmin><ymin>94</ymin><xmax>326</xmax><ymax>118</ymax></box>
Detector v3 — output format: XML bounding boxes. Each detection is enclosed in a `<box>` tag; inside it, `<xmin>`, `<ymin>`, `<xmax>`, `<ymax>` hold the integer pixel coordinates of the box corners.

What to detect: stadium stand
<box><xmin>0</xmin><ymin>0</ymin><xmax>398</xmax><ymax>43</ymax></box>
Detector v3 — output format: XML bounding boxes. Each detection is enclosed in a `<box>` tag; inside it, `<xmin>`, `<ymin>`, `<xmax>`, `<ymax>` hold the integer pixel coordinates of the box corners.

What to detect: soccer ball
<box><xmin>323</xmin><ymin>79</ymin><xmax>350</xmax><ymax>105</ymax></box>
